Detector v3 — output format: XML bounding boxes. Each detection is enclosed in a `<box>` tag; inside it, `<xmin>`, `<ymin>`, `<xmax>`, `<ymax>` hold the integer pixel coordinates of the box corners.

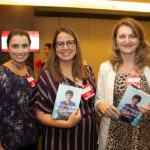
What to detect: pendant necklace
<box><xmin>11</xmin><ymin>61</ymin><xmax>24</xmax><ymax>70</ymax></box>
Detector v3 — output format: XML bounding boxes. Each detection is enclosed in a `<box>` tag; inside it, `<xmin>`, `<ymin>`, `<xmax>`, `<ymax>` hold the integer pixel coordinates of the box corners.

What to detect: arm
<box><xmin>36</xmin><ymin>107</ymin><xmax>82</xmax><ymax>128</ymax></box>
<box><xmin>95</xmin><ymin>62</ymin><xmax>120</xmax><ymax>120</ymax></box>
<box><xmin>142</xmin><ymin>67</ymin><xmax>150</xmax><ymax>115</ymax></box>
<box><xmin>97</xmin><ymin>102</ymin><xmax>120</xmax><ymax>120</ymax></box>
<box><xmin>0</xmin><ymin>140</ymin><xmax>4</xmax><ymax>150</ymax></box>
<box><xmin>36</xmin><ymin>71</ymin><xmax>82</xmax><ymax>128</ymax></box>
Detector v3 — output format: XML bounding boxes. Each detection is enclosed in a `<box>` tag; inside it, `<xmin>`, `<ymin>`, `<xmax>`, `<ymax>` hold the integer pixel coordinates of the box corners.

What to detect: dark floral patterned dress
<box><xmin>105</xmin><ymin>74</ymin><xmax>150</xmax><ymax>150</ymax></box>
<box><xmin>0</xmin><ymin>65</ymin><xmax>40</xmax><ymax>150</ymax></box>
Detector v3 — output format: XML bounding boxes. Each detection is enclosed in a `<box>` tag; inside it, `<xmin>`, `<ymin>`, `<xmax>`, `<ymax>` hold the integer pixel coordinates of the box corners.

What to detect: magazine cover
<box><xmin>52</xmin><ymin>84</ymin><xmax>82</xmax><ymax>120</ymax></box>
<box><xmin>117</xmin><ymin>85</ymin><xmax>150</xmax><ymax>126</ymax></box>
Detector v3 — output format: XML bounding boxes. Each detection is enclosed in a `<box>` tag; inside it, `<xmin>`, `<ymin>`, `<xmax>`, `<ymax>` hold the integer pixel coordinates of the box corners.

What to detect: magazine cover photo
<box><xmin>52</xmin><ymin>84</ymin><xmax>82</xmax><ymax>120</ymax></box>
<box><xmin>117</xmin><ymin>85</ymin><xmax>150</xmax><ymax>126</ymax></box>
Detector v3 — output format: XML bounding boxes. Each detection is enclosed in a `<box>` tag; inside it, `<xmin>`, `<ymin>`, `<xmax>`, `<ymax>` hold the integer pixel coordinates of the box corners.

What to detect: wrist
<box><xmin>97</xmin><ymin>102</ymin><xmax>104</xmax><ymax>113</ymax></box>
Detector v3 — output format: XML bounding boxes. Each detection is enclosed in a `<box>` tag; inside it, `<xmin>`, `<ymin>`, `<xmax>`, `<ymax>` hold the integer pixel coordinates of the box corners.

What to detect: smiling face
<box><xmin>8</xmin><ymin>35</ymin><xmax>30</xmax><ymax>64</ymax></box>
<box><xmin>55</xmin><ymin>32</ymin><xmax>76</xmax><ymax>63</ymax></box>
<box><xmin>131</xmin><ymin>98</ymin><xmax>140</xmax><ymax>107</ymax></box>
<box><xmin>116</xmin><ymin>25</ymin><xmax>140</xmax><ymax>56</ymax></box>
<box><xmin>65</xmin><ymin>93</ymin><xmax>73</xmax><ymax>104</ymax></box>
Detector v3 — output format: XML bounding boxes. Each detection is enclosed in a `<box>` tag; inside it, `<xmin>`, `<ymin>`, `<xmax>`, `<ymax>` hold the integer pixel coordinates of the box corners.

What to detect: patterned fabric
<box><xmin>35</xmin><ymin>65</ymin><xmax>97</xmax><ymax>150</ymax></box>
<box><xmin>0</xmin><ymin>65</ymin><xmax>40</xmax><ymax>150</ymax></box>
<box><xmin>106</xmin><ymin>74</ymin><xmax>150</xmax><ymax>150</ymax></box>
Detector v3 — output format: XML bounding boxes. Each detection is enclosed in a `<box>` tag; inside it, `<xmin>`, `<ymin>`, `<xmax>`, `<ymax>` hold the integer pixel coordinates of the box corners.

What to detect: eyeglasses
<box><xmin>55</xmin><ymin>40</ymin><xmax>76</xmax><ymax>49</ymax></box>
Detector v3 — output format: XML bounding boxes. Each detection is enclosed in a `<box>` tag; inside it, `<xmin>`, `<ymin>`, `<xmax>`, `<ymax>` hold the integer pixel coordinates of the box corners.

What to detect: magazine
<box><xmin>117</xmin><ymin>85</ymin><xmax>150</xmax><ymax>126</ymax></box>
<box><xmin>52</xmin><ymin>84</ymin><xmax>82</xmax><ymax>120</ymax></box>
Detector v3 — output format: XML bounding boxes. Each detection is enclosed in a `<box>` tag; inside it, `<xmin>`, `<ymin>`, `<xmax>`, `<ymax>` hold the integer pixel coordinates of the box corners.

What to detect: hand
<box><xmin>139</xmin><ymin>105</ymin><xmax>150</xmax><ymax>115</ymax></box>
<box><xmin>67</xmin><ymin>109</ymin><xmax>82</xmax><ymax>128</ymax></box>
<box><xmin>0</xmin><ymin>141</ymin><xmax>4</xmax><ymax>150</ymax></box>
<box><xmin>97</xmin><ymin>102</ymin><xmax>120</xmax><ymax>120</ymax></box>
<box><xmin>0</xmin><ymin>146</ymin><xmax>4</xmax><ymax>150</ymax></box>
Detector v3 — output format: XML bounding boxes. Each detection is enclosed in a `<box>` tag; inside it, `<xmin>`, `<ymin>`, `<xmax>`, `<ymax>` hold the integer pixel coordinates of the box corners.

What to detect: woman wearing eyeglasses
<box><xmin>34</xmin><ymin>26</ymin><xmax>97</xmax><ymax>150</ymax></box>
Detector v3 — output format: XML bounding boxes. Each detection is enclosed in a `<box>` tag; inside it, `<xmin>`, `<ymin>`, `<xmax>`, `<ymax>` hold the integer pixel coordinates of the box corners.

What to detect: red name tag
<box><xmin>26</xmin><ymin>75</ymin><xmax>36</xmax><ymax>87</ymax></box>
<box><xmin>82</xmin><ymin>84</ymin><xmax>95</xmax><ymax>100</ymax></box>
<box><xmin>127</xmin><ymin>76</ymin><xmax>140</xmax><ymax>88</ymax></box>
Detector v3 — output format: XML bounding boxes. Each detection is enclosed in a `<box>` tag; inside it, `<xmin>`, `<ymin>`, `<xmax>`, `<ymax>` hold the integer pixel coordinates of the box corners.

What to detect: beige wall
<box><xmin>34</xmin><ymin>17</ymin><xmax>150</xmax><ymax>81</ymax></box>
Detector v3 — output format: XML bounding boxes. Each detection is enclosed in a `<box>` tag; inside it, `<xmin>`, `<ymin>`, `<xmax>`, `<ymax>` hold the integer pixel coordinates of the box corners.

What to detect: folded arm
<box><xmin>36</xmin><ymin>107</ymin><xmax>82</xmax><ymax>128</ymax></box>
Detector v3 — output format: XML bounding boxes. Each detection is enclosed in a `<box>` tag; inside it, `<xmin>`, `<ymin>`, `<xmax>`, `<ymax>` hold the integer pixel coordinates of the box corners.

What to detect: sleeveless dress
<box><xmin>105</xmin><ymin>74</ymin><xmax>150</xmax><ymax>150</ymax></box>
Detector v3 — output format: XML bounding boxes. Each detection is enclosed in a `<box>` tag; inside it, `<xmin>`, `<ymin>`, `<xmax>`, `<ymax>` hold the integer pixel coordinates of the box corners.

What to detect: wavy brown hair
<box><xmin>110</xmin><ymin>17</ymin><xmax>150</xmax><ymax>71</ymax></box>
<box><xmin>44</xmin><ymin>26</ymin><xmax>88</xmax><ymax>82</ymax></box>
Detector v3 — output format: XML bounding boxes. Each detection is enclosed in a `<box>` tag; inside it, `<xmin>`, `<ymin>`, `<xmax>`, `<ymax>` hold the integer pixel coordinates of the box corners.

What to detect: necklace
<box><xmin>11</xmin><ymin>61</ymin><xmax>25</xmax><ymax>70</ymax></box>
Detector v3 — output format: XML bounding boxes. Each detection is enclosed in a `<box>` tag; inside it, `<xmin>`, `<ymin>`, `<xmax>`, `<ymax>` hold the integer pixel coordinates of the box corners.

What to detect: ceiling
<box><xmin>111</xmin><ymin>0</ymin><xmax>150</xmax><ymax>3</ymax></box>
<box><xmin>1</xmin><ymin>0</ymin><xmax>150</xmax><ymax>17</ymax></box>
<box><xmin>34</xmin><ymin>0</ymin><xmax>150</xmax><ymax>18</ymax></box>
